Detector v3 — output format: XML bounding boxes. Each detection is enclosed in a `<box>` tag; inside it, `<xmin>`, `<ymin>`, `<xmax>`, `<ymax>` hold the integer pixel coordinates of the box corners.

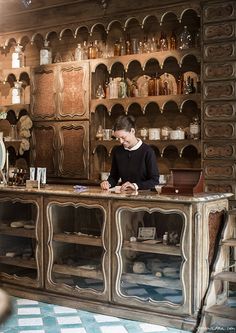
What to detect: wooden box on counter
<box><xmin>161</xmin><ymin>168</ymin><xmax>204</xmax><ymax>195</ymax></box>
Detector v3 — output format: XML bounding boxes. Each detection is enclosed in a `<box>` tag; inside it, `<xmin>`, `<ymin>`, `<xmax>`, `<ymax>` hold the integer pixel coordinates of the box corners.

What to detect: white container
<box><xmin>12</xmin><ymin>81</ymin><xmax>22</xmax><ymax>104</ymax></box>
<box><xmin>148</xmin><ymin>128</ymin><xmax>160</xmax><ymax>140</ymax></box>
<box><xmin>40</xmin><ymin>40</ymin><xmax>52</xmax><ymax>65</ymax></box>
<box><xmin>169</xmin><ymin>129</ymin><xmax>185</xmax><ymax>140</ymax></box>
<box><xmin>12</xmin><ymin>44</ymin><xmax>24</xmax><ymax>68</ymax></box>
<box><xmin>103</xmin><ymin>129</ymin><xmax>112</xmax><ymax>141</ymax></box>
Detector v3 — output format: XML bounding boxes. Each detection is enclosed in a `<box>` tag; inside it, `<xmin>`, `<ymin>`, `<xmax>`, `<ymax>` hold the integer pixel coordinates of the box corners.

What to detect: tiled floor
<box><xmin>0</xmin><ymin>297</ymin><xmax>190</xmax><ymax>333</ymax></box>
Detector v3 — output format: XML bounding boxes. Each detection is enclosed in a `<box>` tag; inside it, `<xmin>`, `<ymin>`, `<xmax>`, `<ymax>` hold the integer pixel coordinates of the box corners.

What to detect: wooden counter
<box><xmin>0</xmin><ymin>185</ymin><xmax>232</xmax><ymax>331</ymax></box>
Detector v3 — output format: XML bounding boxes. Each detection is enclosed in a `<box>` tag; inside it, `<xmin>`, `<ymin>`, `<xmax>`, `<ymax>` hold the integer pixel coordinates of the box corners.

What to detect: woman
<box><xmin>100</xmin><ymin>115</ymin><xmax>159</xmax><ymax>191</ymax></box>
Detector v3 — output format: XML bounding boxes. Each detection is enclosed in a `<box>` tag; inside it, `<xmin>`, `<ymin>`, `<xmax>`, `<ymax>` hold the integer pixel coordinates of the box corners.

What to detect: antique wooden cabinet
<box><xmin>0</xmin><ymin>185</ymin><xmax>230</xmax><ymax>331</ymax></box>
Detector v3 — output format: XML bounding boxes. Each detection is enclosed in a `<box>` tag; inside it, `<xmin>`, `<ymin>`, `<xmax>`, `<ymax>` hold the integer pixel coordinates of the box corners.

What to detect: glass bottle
<box><xmin>148</xmin><ymin>76</ymin><xmax>156</xmax><ymax>96</ymax></box>
<box><xmin>12</xmin><ymin>81</ymin><xmax>23</xmax><ymax>104</ymax></box>
<box><xmin>120</xmin><ymin>38</ymin><xmax>126</xmax><ymax>56</ymax></box>
<box><xmin>179</xmin><ymin>26</ymin><xmax>192</xmax><ymax>50</ymax></box>
<box><xmin>12</xmin><ymin>44</ymin><xmax>24</xmax><ymax>68</ymax></box>
<box><xmin>94</xmin><ymin>40</ymin><xmax>100</xmax><ymax>58</ymax></box>
<box><xmin>170</xmin><ymin>31</ymin><xmax>177</xmax><ymax>50</ymax></box>
<box><xmin>96</xmin><ymin>125</ymin><xmax>103</xmax><ymax>140</ymax></box>
<box><xmin>118</xmin><ymin>74</ymin><xmax>127</xmax><ymax>98</ymax></box>
<box><xmin>163</xmin><ymin>232</ymin><xmax>168</xmax><ymax>245</ymax></box>
<box><xmin>95</xmin><ymin>85</ymin><xmax>105</xmax><ymax>99</ymax></box>
<box><xmin>159</xmin><ymin>31</ymin><xmax>168</xmax><ymax>51</ymax></box>
<box><xmin>75</xmin><ymin>43</ymin><xmax>83</xmax><ymax>61</ymax></box>
<box><xmin>189</xmin><ymin>116</ymin><xmax>200</xmax><ymax>140</ymax></box>
<box><xmin>114</xmin><ymin>40</ymin><xmax>121</xmax><ymax>56</ymax></box>
<box><xmin>88</xmin><ymin>41</ymin><xmax>95</xmax><ymax>59</ymax></box>
<box><xmin>105</xmin><ymin>79</ymin><xmax>110</xmax><ymax>99</ymax></box>
<box><xmin>40</xmin><ymin>40</ymin><xmax>52</xmax><ymax>65</ymax></box>
<box><xmin>125</xmin><ymin>34</ymin><xmax>131</xmax><ymax>55</ymax></box>
<box><xmin>82</xmin><ymin>41</ymin><xmax>88</xmax><ymax>60</ymax></box>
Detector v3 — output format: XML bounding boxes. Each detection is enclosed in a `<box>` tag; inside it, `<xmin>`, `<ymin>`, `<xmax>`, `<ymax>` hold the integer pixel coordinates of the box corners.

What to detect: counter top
<box><xmin>0</xmin><ymin>184</ymin><xmax>233</xmax><ymax>203</ymax></box>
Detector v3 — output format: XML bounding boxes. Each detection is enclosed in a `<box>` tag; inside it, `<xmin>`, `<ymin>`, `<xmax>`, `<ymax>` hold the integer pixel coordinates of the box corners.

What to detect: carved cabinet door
<box><xmin>30</xmin><ymin>122</ymin><xmax>58</xmax><ymax>177</ymax></box>
<box><xmin>57</xmin><ymin>120</ymin><xmax>89</xmax><ymax>179</ymax></box>
<box><xmin>57</xmin><ymin>62</ymin><xmax>90</xmax><ymax>120</ymax></box>
<box><xmin>31</xmin><ymin>120</ymin><xmax>89</xmax><ymax>180</ymax></box>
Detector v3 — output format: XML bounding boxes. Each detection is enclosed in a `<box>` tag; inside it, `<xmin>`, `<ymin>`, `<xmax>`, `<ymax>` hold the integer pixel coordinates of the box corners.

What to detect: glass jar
<box><xmin>40</xmin><ymin>40</ymin><xmax>52</xmax><ymax>65</ymax></box>
<box><xmin>12</xmin><ymin>44</ymin><xmax>24</xmax><ymax>68</ymax></box>
<box><xmin>12</xmin><ymin>81</ymin><xmax>23</xmax><ymax>104</ymax></box>
<box><xmin>161</xmin><ymin>127</ymin><xmax>170</xmax><ymax>140</ymax></box>
<box><xmin>96</xmin><ymin>125</ymin><xmax>103</xmax><ymax>140</ymax></box>
<box><xmin>189</xmin><ymin>117</ymin><xmax>200</xmax><ymax>140</ymax></box>
<box><xmin>140</xmin><ymin>127</ymin><xmax>148</xmax><ymax>140</ymax></box>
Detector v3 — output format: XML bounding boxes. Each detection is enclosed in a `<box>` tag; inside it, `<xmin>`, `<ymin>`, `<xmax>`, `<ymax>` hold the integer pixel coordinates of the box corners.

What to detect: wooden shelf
<box><xmin>53</xmin><ymin>263</ymin><xmax>103</xmax><ymax>280</ymax></box>
<box><xmin>123</xmin><ymin>240</ymin><xmax>181</xmax><ymax>256</ymax></box>
<box><xmin>0</xmin><ymin>225</ymin><xmax>35</xmax><ymax>239</ymax></box>
<box><xmin>92</xmin><ymin>139</ymin><xmax>201</xmax><ymax>156</ymax></box>
<box><xmin>122</xmin><ymin>272</ymin><xmax>182</xmax><ymax>290</ymax></box>
<box><xmin>90</xmin><ymin>94</ymin><xmax>201</xmax><ymax>113</ymax></box>
<box><xmin>53</xmin><ymin>233</ymin><xmax>102</xmax><ymax>247</ymax></box>
<box><xmin>89</xmin><ymin>48</ymin><xmax>201</xmax><ymax>73</ymax></box>
<box><xmin>0</xmin><ymin>256</ymin><xmax>36</xmax><ymax>269</ymax></box>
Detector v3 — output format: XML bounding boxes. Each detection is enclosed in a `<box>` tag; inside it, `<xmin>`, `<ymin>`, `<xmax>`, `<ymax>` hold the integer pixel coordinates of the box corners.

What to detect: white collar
<box><xmin>124</xmin><ymin>138</ymin><xmax>143</xmax><ymax>151</ymax></box>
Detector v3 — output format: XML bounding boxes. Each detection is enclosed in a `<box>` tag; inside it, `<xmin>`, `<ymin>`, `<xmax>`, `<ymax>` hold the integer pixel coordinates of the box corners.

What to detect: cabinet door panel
<box><xmin>31</xmin><ymin>123</ymin><xmax>57</xmax><ymax>177</ymax></box>
<box><xmin>44</xmin><ymin>196</ymin><xmax>110</xmax><ymax>301</ymax></box>
<box><xmin>31</xmin><ymin>66</ymin><xmax>57</xmax><ymax>120</ymax></box>
<box><xmin>111</xmin><ymin>201</ymin><xmax>192</xmax><ymax>316</ymax></box>
<box><xmin>58</xmin><ymin>121</ymin><xmax>89</xmax><ymax>179</ymax></box>
<box><xmin>0</xmin><ymin>193</ymin><xmax>43</xmax><ymax>289</ymax></box>
<box><xmin>58</xmin><ymin>62</ymin><xmax>89</xmax><ymax>119</ymax></box>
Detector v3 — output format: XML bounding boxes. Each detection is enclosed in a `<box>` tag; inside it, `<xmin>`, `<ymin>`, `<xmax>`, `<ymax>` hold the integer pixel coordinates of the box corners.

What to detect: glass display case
<box><xmin>117</xmin><ymin>209</ymin><xmax>183</xmax><ymax>303</ymax></box>
<box><xmin>45</xmin><ymin>198</ymin><xmax>109</xmax><ymax>301</ymax></box>
<box><xmin>0</xmin><ymin>194</ymin><xmax>42</xmax><ymax>288</ymax></box>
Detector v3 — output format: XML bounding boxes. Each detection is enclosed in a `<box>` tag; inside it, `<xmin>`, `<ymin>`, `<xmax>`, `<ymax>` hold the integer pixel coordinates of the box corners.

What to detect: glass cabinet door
<box><xmin>45</xmin><ymin>199</ymin><xmax>109</xmax><ymax>300</ymax></box>
<box><xmin>0</xmin><ymin>196</ymin><xmax>41</xmax><ymax>288</ymax></box>
<box><xmin>113</xmin><ymin>205</ymin><xmax>191</xmax><ymax>314</ymax></box>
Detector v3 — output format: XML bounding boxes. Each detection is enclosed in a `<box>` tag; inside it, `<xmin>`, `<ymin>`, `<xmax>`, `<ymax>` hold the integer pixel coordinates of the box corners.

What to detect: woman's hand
<box><xmin>100</xmin><ymin>180</ymin><xmax>110</xmax><ymax>190</ymax></box>
<box><xmin>120</xmin><ymin>182</ymin><xmax>136</xmax><ymax>191</ymax></box>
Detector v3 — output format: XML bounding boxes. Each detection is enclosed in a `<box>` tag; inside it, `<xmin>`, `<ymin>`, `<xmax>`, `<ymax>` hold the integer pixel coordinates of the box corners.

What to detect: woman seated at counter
<box><xmin>100</xmin><ymin>115</ymin><xmax>159</xmax><ymax>191</ymax></box>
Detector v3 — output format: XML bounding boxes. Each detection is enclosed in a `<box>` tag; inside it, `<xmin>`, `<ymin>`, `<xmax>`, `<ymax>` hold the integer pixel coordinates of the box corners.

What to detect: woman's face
<box><xmin>113</xmin><ymin>128</ymin><xmax>136</xmax><ymax>149</ymax></box>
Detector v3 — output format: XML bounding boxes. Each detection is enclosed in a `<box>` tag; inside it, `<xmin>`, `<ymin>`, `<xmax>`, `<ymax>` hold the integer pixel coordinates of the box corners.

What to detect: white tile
<box><xmin>18</xmin><ymin>318</ymin><xmax>43</xmax><ymax>327</ymax></box>
<box><xmin>17</xmin><ymin>299</ymin><xmax>39</xmax><ymax>305</ymax></box>
<box><xmin>54</xmin><ymin>306</ymin><xmax>77</xmax><ymax>314</ymax></box>
<box><xmin>19</xmin><ymin>331</ymin><xmax>45</xmax><ymax>333</ymax></box>
<box><xmin>57</xmin><ymin>316</ymin><xmax>82</xmax><ymax>325</ymax></box>
<box><xmin>139</xmin><ymin>323</ymin><xmax>168</xmax><ymax>332</ymax></box>
<box><xmin>18</xmin><ymin>307</ymin><xmax>41</xmax><ymax>315</ymax></box>
<box><xmin>60</xmin><ymin>329</ymin><xmax>86</xmax><ymax>333</ymax></box>
<box><xmin>94</xmin><ymin>314</ymin><xmax>120</xmax><ymax>322</ymax></box>
<box><xmin>100</xmin><ymin>326</ymin><xmax>128</xmax><ymax>333</ymax></box>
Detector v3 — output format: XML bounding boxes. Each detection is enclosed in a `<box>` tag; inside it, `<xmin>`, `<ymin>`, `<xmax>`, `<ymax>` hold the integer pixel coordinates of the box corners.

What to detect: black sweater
<box><xmin>107</xmin><ymin>142</ymin><xmax>159</xmax><ymax>190</ymax></box>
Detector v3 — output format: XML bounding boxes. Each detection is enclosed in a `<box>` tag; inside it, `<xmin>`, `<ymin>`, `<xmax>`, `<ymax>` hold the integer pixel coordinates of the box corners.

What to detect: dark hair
<box><xmin>113</xmin><ymin>115</ymin><xmax>136</xmax><ymax>132</ymax></box>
